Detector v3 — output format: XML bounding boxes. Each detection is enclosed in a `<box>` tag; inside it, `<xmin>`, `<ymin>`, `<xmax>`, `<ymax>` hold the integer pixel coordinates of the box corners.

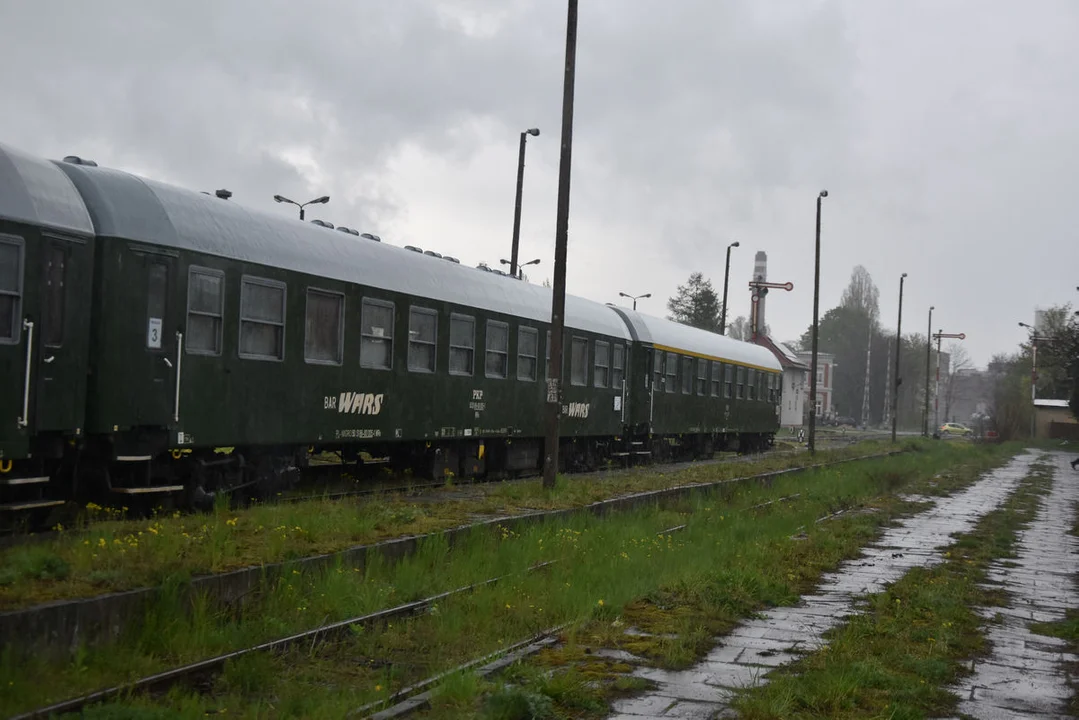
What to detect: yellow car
<box><xmin>939</xmin><ymin>422</ymin><xmax>972</xmax><ymax>436</ymax></box>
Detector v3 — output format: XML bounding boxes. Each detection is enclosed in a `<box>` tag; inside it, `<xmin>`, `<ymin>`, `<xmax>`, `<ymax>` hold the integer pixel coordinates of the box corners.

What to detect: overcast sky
<box><xmin>2</xmin><ymin>0</ymin><xmax>1077</xmax><ymax>367</ymax></box>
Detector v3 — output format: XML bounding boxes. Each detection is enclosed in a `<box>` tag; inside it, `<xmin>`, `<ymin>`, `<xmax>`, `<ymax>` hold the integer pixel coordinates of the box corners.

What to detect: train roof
<box><xmin>51</xmin><ymin>156</ymin><xmax>630</xmax><ymax>340</ymax></box>
<box><xmin>608</xmin><ymin>307</ymin><xmax>783</xmax><ymax>373</ymax></box>
<box><xmin>0</xmin><ymin>143</ymin><xmax>94</xmax><ymax>236</ymax></box>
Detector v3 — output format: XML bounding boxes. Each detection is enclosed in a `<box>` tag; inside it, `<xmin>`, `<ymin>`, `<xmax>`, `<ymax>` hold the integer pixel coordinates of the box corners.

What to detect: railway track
<box><xmin>0</xmin><ymin>433</ymin><xmax>882</xmax><ymax>549</ymax></box>
<box><xmin>11</xmin><ymin>443</ymin><xmax>889</xmax><ymax>719</ymax></box>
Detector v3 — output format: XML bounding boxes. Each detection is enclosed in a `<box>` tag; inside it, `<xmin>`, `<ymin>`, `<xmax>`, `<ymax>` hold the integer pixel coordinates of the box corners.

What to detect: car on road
<box><xmin>939</xmin><ymin>422</ymin><xmax>972</xmax><ymax>436</ymax></box>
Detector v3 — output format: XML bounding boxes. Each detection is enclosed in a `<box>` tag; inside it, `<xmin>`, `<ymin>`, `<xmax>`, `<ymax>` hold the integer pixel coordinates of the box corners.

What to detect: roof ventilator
<box><xmin>310</xmin><ymin>219</ymin><xmax>335</xmax><ymax>229</ymax></box>
<box><xmin>360</xmin><ymin>233</ymin><xmax>381</xmax><ymax>242</ymax></box>
<box><xmin>423</xmin><ymin>250</ymin><xmax>443</xmax><ymax>259</ymax></box>
<box><xmin>62</xmin><ymin>155</ymin><xmax>98</xmax><ymax>167</ymax></box>
<box><xmin>443</xmin><ymin>256</ymin><xmax>460</xmax><ymax>264</ymax></box>
<box><xmin>404</xmin><ymin>245</ymin><xmax>423</xmax><ymax>253</ymax></box>
<box><xmin>336</xmin><ymin>226</ymin><xmax>360</xmax><ymax>236</ymax></box>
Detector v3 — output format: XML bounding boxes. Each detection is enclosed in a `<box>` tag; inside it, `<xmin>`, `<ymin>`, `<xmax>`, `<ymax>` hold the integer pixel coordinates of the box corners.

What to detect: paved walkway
<box><xmin>945</xmin><ymin>451</ymin><xmax>1079</xmax><ymax>719</ymax></box>
<box><xmin>607</xmin><ymin>452</ymin><xmax>1042</xmax><ymax>719</ymax></box>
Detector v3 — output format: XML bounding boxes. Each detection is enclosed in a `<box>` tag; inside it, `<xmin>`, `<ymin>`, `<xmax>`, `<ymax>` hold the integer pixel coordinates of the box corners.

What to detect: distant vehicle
<box><xmin>833</xmin><ymin>416</ymin><xmax>857</xmax><ymax>427</ymax></box>
<box><xmin>939</xmin><ymin>422</ymin><xmax>972</xmax><ymax>437</ymax></box>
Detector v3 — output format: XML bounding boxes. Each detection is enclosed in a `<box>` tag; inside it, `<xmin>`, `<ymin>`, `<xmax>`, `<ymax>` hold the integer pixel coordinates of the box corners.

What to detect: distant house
<box><xmin>795</xmin><ymin>351</ymin><xmax>836</xmax><ymax>422</ymax></box>
<box><xmin>1033</xmin><ymin>398</ymin><xmax>1079</xmax><ymax>440</ymax></box>
<box><xmin>754</xmin><ymin>336</ymin><xmax>809</xmax><ymax>429</ymax></box>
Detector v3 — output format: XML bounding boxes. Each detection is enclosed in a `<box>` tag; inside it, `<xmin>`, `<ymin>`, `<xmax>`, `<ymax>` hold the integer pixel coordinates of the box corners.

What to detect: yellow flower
<box><xmin>375</xmin><ymin>684</ymin><xmax>383</xmax><ymax>692</ymax></box>
<box><xmin>597</xmin><ymin>599</ymin><xmax>605</xmax><ymax>607</ymax></box>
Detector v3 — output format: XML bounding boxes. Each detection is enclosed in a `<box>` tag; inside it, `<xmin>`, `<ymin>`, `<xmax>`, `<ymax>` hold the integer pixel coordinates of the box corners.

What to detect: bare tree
<box><xmin>942</xmin><ymin>342</ymin><xmax>973</xmax><ymax>422</ymax></box>
<box><xmin>727</xmin><ymin>316</ymin><xmax>750</xmax><ymax>341</ymax></box>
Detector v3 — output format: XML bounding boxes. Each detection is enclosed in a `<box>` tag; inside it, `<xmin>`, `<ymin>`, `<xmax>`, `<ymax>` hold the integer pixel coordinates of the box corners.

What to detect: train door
<box><xmin>137</xmin><ymin>252</ymin><xmax>178</xmax><ymax>428</ymax></box>
<box><xmin>33</xmin><ymin>238</ymin><xmax>80</xmax><ymax>431</ymax></box>
<box><xmin>0</xmin><ymin>234</ymin><xmax>27</xmax><ymax>438</ymax></box>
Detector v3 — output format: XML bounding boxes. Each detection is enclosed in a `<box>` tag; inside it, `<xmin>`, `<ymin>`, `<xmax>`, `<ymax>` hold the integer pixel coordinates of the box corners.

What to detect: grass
<box><xmin>0</xmin><ymin>439</ymin><xmax>899</xmax><ymax>610</ymax></box>
<box><xmin>728</xmin><ymin>456</ymin><xmax>1055</xmax><ymax>719</ymax></box>
<box><xmin>0</xmin><ymin>442</ymin><xmax>1019</xmax><ymax>718</ymax></box>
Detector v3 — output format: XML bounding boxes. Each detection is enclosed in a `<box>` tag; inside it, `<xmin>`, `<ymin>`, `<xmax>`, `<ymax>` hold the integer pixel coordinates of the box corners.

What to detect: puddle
<box><xmin>943</xmin><ymin>451</ymin><xmax>1079</xmax><ymax>720</ymax></box>
<box><xmin>607</xmin><ymin>452</ymin><xmax>1036</xmax><ymax>719</ymax></box>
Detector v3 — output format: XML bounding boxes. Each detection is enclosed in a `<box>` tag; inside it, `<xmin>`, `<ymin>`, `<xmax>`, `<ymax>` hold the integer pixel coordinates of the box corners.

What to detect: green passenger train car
<box><xmin>0</xmin><ymin>140</ymin><xmax>783</xmax><ymax>510</ymax></box>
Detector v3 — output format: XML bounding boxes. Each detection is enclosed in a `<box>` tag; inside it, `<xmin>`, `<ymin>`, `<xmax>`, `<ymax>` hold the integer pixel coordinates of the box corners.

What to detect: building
<box><xmin>1034</xmin><ymin>398</ymin><xmax>1079</xmax><ymax>440</ymax></box>
<box><xmin>945</xmin><ymin>368</ymin><xmax>992</xmax><ymax>425</ymax></box>
<box><xmin>746</xmin><ymin>250</ymin><xmax>809</xmax><ymax>429</ymax></box>
<box><xmin>795</xmin><ymin>351</ymin><xmax>836</xmax><ymax>421</ymax></box>
<box><xmin>755</xmin><ymin>336</ymin><xmax>809</xmax><ymax>429</ymax></box>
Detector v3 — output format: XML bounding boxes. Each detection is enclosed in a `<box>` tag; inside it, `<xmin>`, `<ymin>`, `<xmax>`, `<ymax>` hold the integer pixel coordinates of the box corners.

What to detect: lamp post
<box><xmin>509</xmin><ymin>128</ymin><xmax>541</xmax><ymax>278</ymax></box>
<box><xmin>719</xmin><ymin>241</ymin><xmax>740</xmax><ymax>335</ymax></box>
<box><xmin>924</xmin><ymin>305</ymin><xmax>934</xmax><ymax>437</ymax></box>
<box><xmin>543</xmin><ymin>0</ymin><xmax>578</xmax><ymax>490</ymax></box>
<box><xmin>273</xmin><ymin>194</ymin><xmax>329</xmax><ymax>220</ymax></box>
<box><xmin>808</xmin><ymin>190</ymin><xmax>828</xmax><ymax>455</ymax></box>
<box><xmin>1019</xmin><ymin>322</ymin><xmax>1049</xmax><ymax>439</ymax></box>
<box><xmin>618</xmin><ymin>292</ymin><xmax>651</xmax><ymax>311</ymax></box>
<box><xmin>891</xmin><ymin>272</ymin><xmax>907</xmax><ymax>443</ymax></box>
<box><xmin>500</xmin><ymin>257</ymin><xmax>540</xmax><ymax>280</ymax></box>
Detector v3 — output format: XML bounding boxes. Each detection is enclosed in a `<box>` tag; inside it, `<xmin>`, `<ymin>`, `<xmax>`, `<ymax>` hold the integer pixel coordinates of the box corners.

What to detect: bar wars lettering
<box><xmin>324</xmin><ymin>392</ymin><xmax>385</xmax><ymax>415</ymax></box>
<box><xmin>562</xmin><ymin>402</ymin><xmax>590</xmax><ymax>418</ymax></box>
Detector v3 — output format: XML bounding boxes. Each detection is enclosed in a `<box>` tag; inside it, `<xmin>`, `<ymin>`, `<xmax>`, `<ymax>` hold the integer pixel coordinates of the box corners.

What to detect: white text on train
<box><xmin>324</xmin><ymin>393</ymin><xmax>385</xmax><ymax>415</ymax></box>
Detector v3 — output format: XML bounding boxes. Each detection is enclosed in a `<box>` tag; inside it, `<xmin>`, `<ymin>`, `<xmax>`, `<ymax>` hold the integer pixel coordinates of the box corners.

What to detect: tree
<box><xmin>727</xmin><ymin>316</ymin><xmax>750</xmax><ymax>341</ymax></box>
<box><xmin>942</xmin><ymin>342</ymin><xmax>972</xmax><ymax>422</ymax></box>
<box><xmin>542</xmin><ymin>278</ymin><xmax>551</xmax><ymax>288</ymax></box>
<box><xmin>839</xmin><ymin>265</ymin><xmax>881</xmax><ymax>322</ymax></box>
<box><xmin>987</xmin><ymin>352</ymin><xmax>1031</xmax><ymax>440</ymax></box>
<box><xmin>667</xmin><ymin>272</ymin><xmax>722</xmax><ymax>333</ymax></box>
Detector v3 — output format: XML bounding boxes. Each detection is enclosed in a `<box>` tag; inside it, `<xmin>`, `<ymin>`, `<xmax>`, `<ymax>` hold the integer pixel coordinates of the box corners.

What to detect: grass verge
<box><xmin>0</xmin><ymin>443</ymin><xmax>1018</xmax><ymax>718</ymax></box>
<box><xmin>727</xmin><ymin>456</ymin><xmax>1055</xmax><ymax>719</ymax></box>
<box><xmin>0</xmin><ymin>440</ymin><xmax>895</xmax><ymax>610</ymax></box>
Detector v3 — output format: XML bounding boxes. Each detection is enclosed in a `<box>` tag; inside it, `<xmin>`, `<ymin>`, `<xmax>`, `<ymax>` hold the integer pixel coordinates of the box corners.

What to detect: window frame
<box><xmin>406</xmin><ymin>305</ymin><xmax>438</xmax><ymax>374</ymax></box>
<box><xmin>681</xmin><ymin>356</ymin><xmax>693</xmax><ymax>394</ymax></box>
<box><xmin>302</xmin><ymin>287</ymin><xmax>343</xmax><ymax>367</ymax></box>
<box><xmin>725</xmin><ymin>365</ymin><xmax>733</xmax><ymax>399</ymax></box>
<box><xmin>146</xmin><ymin>260</ymin><xmax>170</xmax><ymax>354</ymax></box>
<box><xmin>665</xmin><ymin>351</ymin><xmax>677</xmax><ymax>394</ymax></box>
<box><xmin>42</xmin><ymin>243</ymin><xmax>67</xmax><ymax>349</ymax></box>
<box><xmin>710</xmin><ymin>361</ymin><xmax>721</xmax><ymax>397</ymax></box>
<box><xmin>696</xmin><ymin>358</ymin><xmax>707</xmax><ymax>396</ymax></box>
<box><xmin>0</xmin><ymin>234</ymin><xmax>24</xmax><ymax>345</ymax></box>
<box><xmin>736</xmin><ymin>366</ymin><xmax>746</xmax><ymax>399</ymax></box>
<box><xmin>238</xmin><ymin>274</ymin><xmax>287</xmax><ymax>361</ymax></box>
<box><xmin>570</xmin><ymin>336</ymin><xmax>589</xmax><ymax>387</ymax></box>
<box><xmin>484</xmin><ymin>319</ymin><xmax>510</xmax><ymax>379</ymax></box>
<box><xmin>517</xmin><ymin>326</ymin><xmax>539</xmax><ymax>382</ymax></box>
<box><xmin>186</xmin><ymin>265</ymin><xmax>225</xmax><ymax>357</ymax></box>
<box><xmin>748</xmin><ymin>368</ymin><xmax>757</xmax><ymax>400</ymax></box>
<box><xmin>612</xmin><ymin>344</ymin><xmax>625</xmax><ymax>390</ymax></box>
<box><xmin>652</xmin><ymin>349</ymin><xmax>664</xmax><ymax>390</ymax></box>
<box><xmin>359</xmin><ymin>296</ymin><xmax>395</xmax><ymax>370</ymax></box>
<box><xmin>593</xmin><ymin>340</ymin><xmax>610</xmax><ymax>388</ymax></box>
<box><xmin>449</xmin><ymin>313</ymin><xmax>476</xmax><ymax>377</ymax></box>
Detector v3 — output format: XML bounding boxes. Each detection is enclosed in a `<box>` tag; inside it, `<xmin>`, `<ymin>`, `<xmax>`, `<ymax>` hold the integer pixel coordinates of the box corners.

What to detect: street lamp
<box><xmin>509</xmin><ymin>128</ymin><xmax>541</xmax><ymax>278</ymax></box>
<box><xmin>892</xmin><ymin>272</ymin><xmax>907</xmax><ymax>443</ymax></box>
<box><xmin>618</xmin><ymin>292</ymin><xmax>651</xmax><ymax>311</ymax></box>
<box><xmin>719</xmin><ymin>241</ymin><xmax>740</xmax><ymax>335</ymax></box>
<box><xmin>273</xmin><ymin>194</ymin><xmax>329</xmax><ymax>220</ymax></box>
<box><xmin>500</xmin><ymin>257</ymin><xmax>540</xmax><ymax>279</ymax></box>
<box><xmin>1019</xmin><ymin>321</ymin><xmax>1050</xmax><ymax>438</ymax></box>
<box><xmin>808</xmin><ymin>190</ymin><xmax>828</xmax><ymax>455</ymax></box>
<box><xmin>924</xmin><ymin>306</ymin><xmax>934</xmax><ymax>437</ymax></box>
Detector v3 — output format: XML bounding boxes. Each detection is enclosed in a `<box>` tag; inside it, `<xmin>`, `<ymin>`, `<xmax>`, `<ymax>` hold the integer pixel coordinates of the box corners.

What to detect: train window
<box><xmin>652</xmin><ymin>350</ymin><xmax>663</xmax><ymax>390</ymax></box>
<box><xmin>681</xmin><ymin>356</ymin><xmax>692</xmax><ymax>394</ymax></box>
<box><xmin>146</xmin><ymin>262</ymin><xmax>169</xmax><ymax>351</ymax></box>
<box><xmin>187</xmin><ymin>267</ymin><xmax>224</xmax><ymax>356</ymax></box>
<box><xmin>665</xmin><ymin>352</ymin><xmax>677</xmax><ymax>394</ymax></box>
<box><xmin>570</xmin><ymin>336</ymin><xmax>588</xmax><ymax>386</ymax></box>
<box><xmin>594</xmin><ymin>341</ymin><xmax>610</xmax><ymax>388</ymax></box>
<box><xmin>305</xmin><ymin>289</ymin><xmax>344</xmax><ymax>365</ymax></box>
<box><xmin>710</xmin><ymin>362</ymin><xmax>721</xmax><ymax>397</ymax></box>
<box><xmin>239</xmin><ymin>276</ymin><xmax>286</xmax><ymax>360</ymax></box>
<box><xmin>696</xmin><ymin>359</ymin><xmax>707</xmax><ymax>396</ymax></box>
<box><xmin>748</xmin><ymin>369</ymin><xmax>757</xmax><ymax>400</ymax></box>
<box><xmin>736</xmin><ymin>367</ymin><xmax>746</xmax><ymax>399</ymax></box>
<box><xmin>407</xmin><ymin>307</ymin><xmax>437</xmax><ymax>373</ymax></box>
<box><xmin>485</xmin><ymin>320</ymin><xmax>509</xmax><ymax>379</ymax></box>
<box><xmin>449</xmin><ymin>314</ymin><xmax>475</xmax><ymax>375</ymax></box>
<box><xmin>612</xmin><ymin>344</ymin><xmax>625</xmax><ymax>390</ymax></box>
<box><xmin>725</xmin><ymin>365</ymin><xmax>733</xmax><ymax>398</ymax></box>
<box><xmin>43</xmin><ymin>245</ymin><xmax>66</xmax><ymax>348</ymax></box>
<box><xmin>545</xmin><ymin>330</ymin><xmax>551</xmax><ymax>378</ymax></box>
<box><xmin>0</xmin><ymin>236</ymin><xmax>22</xmax><ymax>343</ymax></box>
<box><xmin>359</xmin><ymin>297</ymin><xmax>394</xmax><ymax>369</ymax></box>
<box><xmin>518</xmin><ymin>327</ymin><xmax>538</xmax><ymax>381</ymax></box>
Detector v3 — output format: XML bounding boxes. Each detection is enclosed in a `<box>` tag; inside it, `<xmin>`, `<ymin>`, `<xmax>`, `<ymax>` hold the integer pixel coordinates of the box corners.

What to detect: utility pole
<box><xmin>923</xmin><ymin>306</ymin><xmax>934</xmax><ymax>436</ymax></box>
<box><xmin>808</xmin><ymin>190</ymin><xmax>828</xmax><ymax>455</ymax></box>
<box><xmin>932</xmin><ymin>330</ymin><xmax>966</xmax><ymax>434</ymax></box>
<box><xmin>860</xmin><ymin>324</ymin><xmax>873</xmax><ymax>428</ymax></box>
<box><xmin>891</xmin><ymin>273</ymin><xmax>907</xmax><ymax>443</ymax></box>
<box><xmin>509</xmin><ymin>128</ymin><xmax>540</xmax><ymax>277</ymax></box>
<box><xmin>883</xmin><ymin>336</ymin><xmax>892</xmax><ymax>427</ymax></box>
<box><xmin>543</xmin><ymin>0</ymin><xmax>578</xmax><ymax>489</ymax></box>
<box><xmin>719</xmin><ymin>241</ymin><xmax>739</xmax><ymax>335</ymax></box>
